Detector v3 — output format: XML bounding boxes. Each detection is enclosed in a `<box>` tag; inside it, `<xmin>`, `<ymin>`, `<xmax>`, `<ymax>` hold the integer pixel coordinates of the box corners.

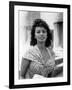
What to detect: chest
<box><xmin>39</xmin><ymin>49</ymin><xmax>51</xmax><ymax>64</ymax></box>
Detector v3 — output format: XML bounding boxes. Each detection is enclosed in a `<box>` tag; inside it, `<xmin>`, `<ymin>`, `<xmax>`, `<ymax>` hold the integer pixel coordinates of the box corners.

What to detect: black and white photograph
<box><xmin>9</xmin><ymin>1</ymin><xmax>70</xmax><ymax>89</ymax></box>
<box><xmin>19</xmin><ymin>11</ymin><xmax>63</xmax><ymax>79</ymax></box>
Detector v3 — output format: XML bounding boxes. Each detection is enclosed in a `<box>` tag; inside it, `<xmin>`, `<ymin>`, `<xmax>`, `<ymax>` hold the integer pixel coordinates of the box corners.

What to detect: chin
<box><xmin>38</xmin><ymin>40</ymin><xmax>46</xmax><ymax>42</ymax></box>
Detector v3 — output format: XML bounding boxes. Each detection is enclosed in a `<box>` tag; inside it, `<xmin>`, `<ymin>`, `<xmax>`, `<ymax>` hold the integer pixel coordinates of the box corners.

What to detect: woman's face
<box><xmin>35</xmin><ymin>26</ymin><xmax>47</xmax><ymax>43</ymax></box>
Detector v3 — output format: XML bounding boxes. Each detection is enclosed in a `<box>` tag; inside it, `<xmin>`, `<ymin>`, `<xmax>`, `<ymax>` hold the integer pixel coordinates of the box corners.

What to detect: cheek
<box><xmin>45</xmin><ymin>33</ymin><xmax>47</xmax><ymax>38</ymax></box>
<box><xmin>35</xmin><ymin>33</ymin><xmax>39</xmax><ymax>39</ymax></box>
<box><xmin>35</xmin><ymin>34</ymin><xmax>37</xmax><ymax>39</ymax></box>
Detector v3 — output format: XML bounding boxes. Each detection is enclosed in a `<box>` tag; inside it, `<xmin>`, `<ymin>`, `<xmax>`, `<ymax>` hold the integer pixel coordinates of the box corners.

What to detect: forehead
<box><xmin>35</xmin><ymin>26</ymin><xmax>46</xmax><ymax>31</ymax></box>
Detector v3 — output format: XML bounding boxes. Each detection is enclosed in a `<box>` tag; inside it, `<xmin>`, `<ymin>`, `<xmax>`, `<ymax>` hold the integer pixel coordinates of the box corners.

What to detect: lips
<box><xmin>39</xmin><ymin>37</ymin><xmax>45</xmax><ymax>40</ymax></box>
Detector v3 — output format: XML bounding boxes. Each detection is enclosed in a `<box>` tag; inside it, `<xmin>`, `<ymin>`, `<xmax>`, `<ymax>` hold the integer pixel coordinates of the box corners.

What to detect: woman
<box><xmin>20</xmin><ymin>19</ymin><xmax>55</xmax><ymax>79</ymax></box>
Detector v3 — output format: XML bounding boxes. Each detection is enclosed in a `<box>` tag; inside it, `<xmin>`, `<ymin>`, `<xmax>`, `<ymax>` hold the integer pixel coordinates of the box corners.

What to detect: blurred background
<box><xmin>18</xmin><ymin>11</ymin><xmax>63</xmax><ymax>77</ymax></box>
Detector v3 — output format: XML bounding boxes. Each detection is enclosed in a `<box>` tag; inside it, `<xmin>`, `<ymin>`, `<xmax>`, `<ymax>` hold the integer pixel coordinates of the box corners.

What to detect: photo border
<box><xmin>9</xmin><ymin>1</ymin><xmax>70</xmax><ymax>89</ymax></box>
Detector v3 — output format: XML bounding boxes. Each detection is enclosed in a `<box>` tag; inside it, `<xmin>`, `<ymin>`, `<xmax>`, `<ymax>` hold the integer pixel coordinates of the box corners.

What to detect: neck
<box><xmin>37</xmin><ymin>41</ymin><xmax>46</xmax><ymax>50</ymax></box>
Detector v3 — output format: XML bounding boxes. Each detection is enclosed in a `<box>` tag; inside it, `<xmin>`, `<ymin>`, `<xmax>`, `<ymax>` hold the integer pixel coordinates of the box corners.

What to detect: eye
<box><xmin>42</xmin><ymin>30</ymin><xmax>46</xmax><ymax>33</ymax></box>
<box><xmin>36</xmin><ymin>30</ymin><xmax>40</xmax><ymax>33</ymax></box>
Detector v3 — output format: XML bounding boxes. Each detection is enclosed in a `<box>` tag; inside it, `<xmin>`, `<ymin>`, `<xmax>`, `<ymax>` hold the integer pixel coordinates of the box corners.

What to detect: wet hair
<box><xmin>30</xmin><ymin>19</ymin><xmax>52</xmax><ymax>47</ymax></box>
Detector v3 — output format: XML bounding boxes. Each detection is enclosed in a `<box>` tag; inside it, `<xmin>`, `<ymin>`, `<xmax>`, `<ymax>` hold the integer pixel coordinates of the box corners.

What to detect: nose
<box><xmin>40</xmin><ymin>32</ymin><xmax>43</xmax><ymax>35</ymax></box>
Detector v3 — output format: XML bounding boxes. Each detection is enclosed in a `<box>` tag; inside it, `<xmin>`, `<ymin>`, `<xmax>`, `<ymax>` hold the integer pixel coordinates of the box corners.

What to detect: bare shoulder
<box><xmin>48</xmin><ymin>47</ymin><xmax>55</xmax><ymax>56</ymax></box>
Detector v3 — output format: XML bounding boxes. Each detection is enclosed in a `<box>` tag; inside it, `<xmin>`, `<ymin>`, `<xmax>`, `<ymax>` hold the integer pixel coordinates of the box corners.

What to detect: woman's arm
<box><xmin>20</xmin><ymin>57</ymin><xmax>30</xmax><ymax>79</ymax></box>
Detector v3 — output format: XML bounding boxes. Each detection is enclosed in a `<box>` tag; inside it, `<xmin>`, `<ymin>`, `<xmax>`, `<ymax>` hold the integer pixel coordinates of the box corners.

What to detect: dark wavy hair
<box><xmin>30</xmin><ymin>19</ymin><xmax>52</xmax><ymax>47</ymax></box>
